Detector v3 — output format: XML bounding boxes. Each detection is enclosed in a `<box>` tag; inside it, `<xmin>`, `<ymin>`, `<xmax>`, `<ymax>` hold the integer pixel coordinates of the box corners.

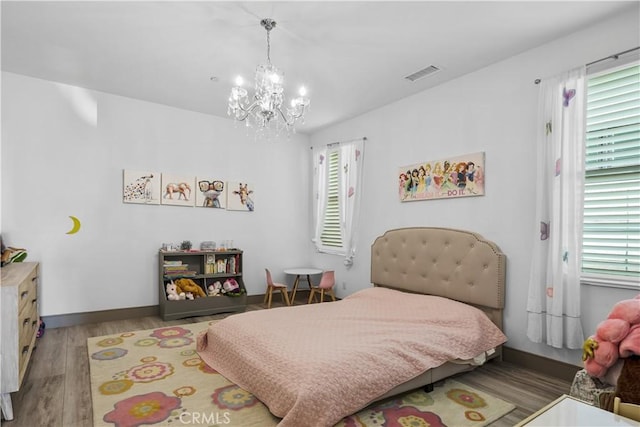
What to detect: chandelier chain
<box><xmin>266</xmin><ymin>28</ymin><xmax>271</xmax><ymax>65</ymax></box>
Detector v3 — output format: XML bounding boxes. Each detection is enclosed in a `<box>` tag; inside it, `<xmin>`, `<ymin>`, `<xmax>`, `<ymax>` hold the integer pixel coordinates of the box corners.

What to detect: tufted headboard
<box><xmin>371</xmin><ymin>227</ymin><xmax>506</xmax><ymax>330</ymax></box>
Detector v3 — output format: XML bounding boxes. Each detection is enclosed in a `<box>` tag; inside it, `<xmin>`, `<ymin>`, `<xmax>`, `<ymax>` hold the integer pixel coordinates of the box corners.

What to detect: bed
<box><xmin>197</xmin><ymin>227</ymin><xmax>507</xmax><ymax>426</ymax></box>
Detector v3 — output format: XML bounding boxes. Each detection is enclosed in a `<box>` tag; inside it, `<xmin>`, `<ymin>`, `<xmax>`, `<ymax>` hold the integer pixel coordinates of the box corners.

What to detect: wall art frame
<box><xmin>226</xmin><ymin>181</ymin><xmax>255</xmax><ymax>211</ymax></box>
<box><xmin>160</xmin><ymin>173</ymin><xmax>195</xmax><ymax>207</ymax></box>
<box><xmin>399</xmin><ymin>151</ymin><xmax>485</xmax><ymax>202</ymax></box>
<box><xmin>123</xmin><ymin>170</ymin><xmax>161</xmax><ymax>204</ymax></box>
<box><xmin>196</xmin><ymin>178</ymin><xmax>226</xmax><ymax>208</ymax></box>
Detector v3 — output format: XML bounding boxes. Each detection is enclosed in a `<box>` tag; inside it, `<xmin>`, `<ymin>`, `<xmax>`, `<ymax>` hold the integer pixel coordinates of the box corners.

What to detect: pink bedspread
<box><xmin>197</xmin><ymin>287</ymin><xmax>507</xmax><ymax>427</ymax></box>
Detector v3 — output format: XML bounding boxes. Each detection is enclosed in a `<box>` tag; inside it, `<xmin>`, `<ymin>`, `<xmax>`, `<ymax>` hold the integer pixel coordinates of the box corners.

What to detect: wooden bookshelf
<box><xmin>158</xmin><ymin>250</ymin><xmax>246</xmax><ymax>321</ymax></box>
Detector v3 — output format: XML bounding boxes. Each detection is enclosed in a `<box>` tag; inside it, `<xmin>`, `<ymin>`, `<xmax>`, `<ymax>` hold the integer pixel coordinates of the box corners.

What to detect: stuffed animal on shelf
<box><xmin>1</xmin><ymin>246</ymin><xmax>27</xmax><ymax>266</ymax></box>
<box><xmin>166</xmin><ymin>281</ymin><xmax>185</xmax><ymax>301</ymax></box>
<box><xmin>222</xmin><ymin>278</ymin><xmax>241</xmax><ymax>295</ymax></box>
<box><xmin>174</xmin><ymin>278</ymin><xmax>207</xmax><ymax>298</ymax></box>
<box><xmin>185</xmin><ymin>292</ymin><xmax>194</xmax><ymax>300</ymax></box>
<box><xmin>208</xmin><ymin>281</ymin><xmax>223</xmax><ymax>296</ymax></box>
<box><xmin>583</xmin><ymin>294</ymin><xmax>640</xmax><ymax>385</ymax></box>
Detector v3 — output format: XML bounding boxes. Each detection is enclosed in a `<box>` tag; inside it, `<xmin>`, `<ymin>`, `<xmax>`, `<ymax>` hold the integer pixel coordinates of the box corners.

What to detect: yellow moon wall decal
<box><xmin>67</xmin><ymin>216</ymin><xmax>81</xmax><ymax>234</ymax></box>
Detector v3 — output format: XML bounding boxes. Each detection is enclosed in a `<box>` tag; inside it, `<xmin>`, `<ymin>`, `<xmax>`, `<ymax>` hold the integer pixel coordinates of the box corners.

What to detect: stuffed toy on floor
<box><xmin>583</xmin><ymin>294</ymin><xmax>640</xmax><ymax>405</ymax></box>
<box><xmin>616</xmin><ymin>355</ymin><xmax>640</xmax><ymax>405</ymax></box>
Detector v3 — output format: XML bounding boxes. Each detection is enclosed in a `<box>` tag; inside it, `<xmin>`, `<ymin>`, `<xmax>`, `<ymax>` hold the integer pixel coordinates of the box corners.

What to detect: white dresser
<box><xmin>1</xmin><ymin>262</ymin><xmax>39</xmax><ymax>421</ymax></box>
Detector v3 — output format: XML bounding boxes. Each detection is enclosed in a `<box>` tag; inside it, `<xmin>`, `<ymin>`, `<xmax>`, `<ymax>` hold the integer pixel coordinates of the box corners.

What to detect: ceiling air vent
<box><xmin>404</xmin><ymin>65</ymin><xmax>440</xmax><ymax>82</ymax></box>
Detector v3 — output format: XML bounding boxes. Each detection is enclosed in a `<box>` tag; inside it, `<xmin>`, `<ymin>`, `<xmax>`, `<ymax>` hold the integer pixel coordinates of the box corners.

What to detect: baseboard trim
<box><xmin>42</xmin><ymin>292</ymin><xmax>336</xmax><ymax>328</ymax></box>
<box><xmin>246</xmin><ymin>294</ymin><xmax>266</xmax><ymax>304</ymax></box>
<box><xmin>42</xmin><ymin>305</ymin><xmax>160</xmax><ymax>329</ymax></box>
<box><xmin>502</xmin><ymin>346</ymin><xmax>581</xmax><ymax>382</ymax></box>
<box><xmin>42</xmin><ymin>295</ymin><xmax>279</xmax><ymax>328</ymax></box>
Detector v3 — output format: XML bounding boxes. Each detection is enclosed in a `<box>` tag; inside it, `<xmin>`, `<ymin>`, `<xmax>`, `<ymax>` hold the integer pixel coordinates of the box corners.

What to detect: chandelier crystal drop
<box><xmin>227</xmin><ymin>18</ymin><xmax>310</xmax><ymax>136</ymax></box>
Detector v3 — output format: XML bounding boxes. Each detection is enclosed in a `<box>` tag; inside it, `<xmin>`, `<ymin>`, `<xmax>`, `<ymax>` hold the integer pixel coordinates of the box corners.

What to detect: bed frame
<box><xmin>370</xmin><ymin>227</ymin><xmax>506</xmax><ymax>400</ymax></box>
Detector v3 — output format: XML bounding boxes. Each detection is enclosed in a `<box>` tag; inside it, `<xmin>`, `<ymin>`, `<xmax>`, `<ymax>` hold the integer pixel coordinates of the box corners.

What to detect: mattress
<box><xmin>197</xmin><ymin>287</ymin><xmax>507</xmax><ymax>426</ymax></box>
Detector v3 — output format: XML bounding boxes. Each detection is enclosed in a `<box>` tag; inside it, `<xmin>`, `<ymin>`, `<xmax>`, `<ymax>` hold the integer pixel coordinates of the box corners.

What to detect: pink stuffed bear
<box><xmin>583</xmin><ymin>294</ymin><xmax>640</xmax><ymax>384</ymax></box>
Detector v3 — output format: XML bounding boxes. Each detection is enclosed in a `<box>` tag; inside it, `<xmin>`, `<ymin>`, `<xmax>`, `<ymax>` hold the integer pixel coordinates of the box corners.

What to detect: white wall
<box><xmin>309</xmin><ymin>8</ymin><xmax>640</xmax><ymax>366</ymax></box>
<box><xmin>1</xmin><ymin>72</ymin><xmax>310</xmax><ymax>316</ymax></box>
<box><xmin>2</xmin><ymin>6</ymin><xmax>638</xmax><ymax>366</ymax></box>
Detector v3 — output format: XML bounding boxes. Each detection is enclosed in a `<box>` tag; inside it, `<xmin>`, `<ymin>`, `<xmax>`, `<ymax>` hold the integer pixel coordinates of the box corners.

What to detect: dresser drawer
<box><xmin>18</xmin><ymin>300</ymin><xmax>38</xmax><ymax>352</ymax></box>
<box><xmin>17</xmin><ymin>268</ymin><xmax>37</xmax><ymax>314</ymax></box>
<box><xmin>18</xmin><ymin>342</ymin><xmax>32</xmax><ymax>383</ymax></box>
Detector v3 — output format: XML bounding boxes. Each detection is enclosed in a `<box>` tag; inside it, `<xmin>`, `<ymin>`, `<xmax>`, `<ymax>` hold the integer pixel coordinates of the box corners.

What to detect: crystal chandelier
<box><xmin>227</xmin><ymin>18</ymin><xmax>310</xmax><ymax>135</ymax></box>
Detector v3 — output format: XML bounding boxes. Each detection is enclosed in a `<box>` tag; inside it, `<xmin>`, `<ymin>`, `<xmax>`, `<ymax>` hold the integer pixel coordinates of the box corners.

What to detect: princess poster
<box><xmin>398</xmin><ymin>152</ymin><xmax>485</xmax><ymax>202</ymax></box>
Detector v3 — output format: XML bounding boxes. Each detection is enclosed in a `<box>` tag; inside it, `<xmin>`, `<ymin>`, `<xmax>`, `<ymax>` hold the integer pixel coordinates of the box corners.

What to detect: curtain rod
<box><xmin>586</xmin><ymin>46</ymin><xmax>639</xmax><ymax>67</ymax></box>
<box><xmin>311</xmin><ymin>137</ymin><xmax>367</xmax><ymax>149</ymax></box>
<box><xmin>324</xmin><ymin>137</ymin><xmax>367</xmax><ymax>148</ymax></box>
<box><xmin>534</xmin><ymin>46</ymin><xmax>639</xmax><ymax>84</ymax></box>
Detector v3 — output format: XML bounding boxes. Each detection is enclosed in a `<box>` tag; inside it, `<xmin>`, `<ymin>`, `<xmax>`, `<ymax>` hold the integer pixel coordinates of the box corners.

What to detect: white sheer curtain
<box><xmin>340</xmin><ymin>139</ymin><xmax>365</xmax><ymax>266</ymax></box>
<box><xmin>312</xmin><ymin>138</ymin><xmax>365</xmax><ymax>266</ymax></box>
<box><xmin>526</xmin><ymin>66</ymin><xmax>586</xmax><ymax>349</ymax></box>
<box><xmin>312</xmin><ymin>145</ymin><xmax>328</xmax><ymax>249</ymax></box>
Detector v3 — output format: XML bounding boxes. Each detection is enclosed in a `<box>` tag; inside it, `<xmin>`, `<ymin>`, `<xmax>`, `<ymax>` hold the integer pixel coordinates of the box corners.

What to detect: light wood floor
<box><xmin>2</xmin><ymin>295</ymin><xmax>572</xmax><ymax>427</ymax></box>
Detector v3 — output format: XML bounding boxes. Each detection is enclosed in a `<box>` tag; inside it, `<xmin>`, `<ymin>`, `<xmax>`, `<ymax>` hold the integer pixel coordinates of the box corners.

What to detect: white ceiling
<box><xmin>2</xmin><ymin>1</ymin><xmax>637</xmax><ymax>134</ymax></box>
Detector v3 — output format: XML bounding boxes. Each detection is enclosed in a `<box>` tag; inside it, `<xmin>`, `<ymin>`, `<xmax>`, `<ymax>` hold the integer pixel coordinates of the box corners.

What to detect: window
<box><xmin>319</xmin><ymin>149</ymin><xmax>343</xmax><ymax>248</ymax></box>
<box><xmin>312</xmin><ymin>139</ymin><xmax>365</xmax><ymax>264</ymax></box>
<box><xmin>582</xmin><ymin>63</ymin><xmax>640</xmax><ymax>286</ymax></box>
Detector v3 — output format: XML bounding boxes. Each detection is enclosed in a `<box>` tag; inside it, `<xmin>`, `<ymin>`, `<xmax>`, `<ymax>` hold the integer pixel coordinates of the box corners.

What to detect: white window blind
<box><xmin>320</xmin><ymin>149</ymin><xmax>343</xmax><ymax>248</ymax></box>
<box><xmin>582</xmin><ymin>63</ymin><xmax>640</xmax><ymax>280</ymax></box>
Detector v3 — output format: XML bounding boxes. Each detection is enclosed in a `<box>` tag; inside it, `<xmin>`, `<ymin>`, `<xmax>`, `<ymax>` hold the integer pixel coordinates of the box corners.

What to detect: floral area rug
<box><xmin>88</xmin><ymin>321</ymin><xmax>515</xmax><ymax>427</ymax></box>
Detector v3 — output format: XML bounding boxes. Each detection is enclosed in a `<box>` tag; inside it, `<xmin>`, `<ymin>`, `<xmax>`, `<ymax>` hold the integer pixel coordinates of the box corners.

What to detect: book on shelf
<box><xmin>164</xmin><ymin>271</ymin><xmax>197</xmax><ymax>278</ymax></box>
<box><xmin>216</xmin><ymin>259</ymin><xmax>226</xmax><ymax>274</ymax></box>
<box><xmin>163</xmin><ymin>260</ymin><xmax>183</xmax><ymax>266</ymax></box>
<box><xmin>163</xmin><ymin>265</ymin><xmax>189</xmax><ymax>272</ymax></box>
